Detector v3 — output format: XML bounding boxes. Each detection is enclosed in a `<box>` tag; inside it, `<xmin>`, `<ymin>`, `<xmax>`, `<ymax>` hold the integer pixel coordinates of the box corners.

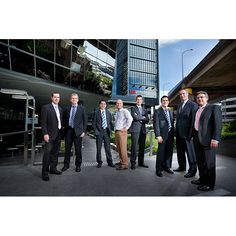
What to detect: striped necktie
<box><xmin>69</xmin><ymin>106</ymin><xmax>76</xmax><ymax>128</ymax></box>
<box><xmin>164</xmin><ymin>108</ymin><xmax>172</xmax><ymax>131</ymax></box>
<box><xmin>101</xmin><ymin>110</ymin><xmax>107</xmax><ymax>129</ymax></box>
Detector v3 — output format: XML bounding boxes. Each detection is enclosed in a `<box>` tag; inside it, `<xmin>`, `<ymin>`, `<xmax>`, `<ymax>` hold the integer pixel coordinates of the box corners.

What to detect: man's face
<box><xmin>51</xmin><ymin>93</ymin><xmax>60</xmax><ymax>104</ymax></box>
<box><xmin>136</xmin><ymin>97</ymin><xmax>143</xmax><ymax>106</ymax></box>
<box><xmin>116</xmin><ymin>100</ymin><xmax>123</xmax><ymax>110</ymax></box>
<box><xmin>161</xmin><ymin>97</ymin><xmax>169</xmax><ymax>108</ymax></box>
<box><xmin>70</xmin><ymin>95</ymin><xmax>79</xmax><ymax>105</ymax></box>
<box><xmin>99</xmin><ymin>101</ymin><xmax>107</xmax><ymax>110</ymax></box>
<box><xmin>179</xmin><ymin>89</ymin><xmax>188</xmax><ymax>102</ymax></box>
<box><xmin>196</xmin><ymin>93</ymin><xmax>208</xmax><ymax>106</ymax></box>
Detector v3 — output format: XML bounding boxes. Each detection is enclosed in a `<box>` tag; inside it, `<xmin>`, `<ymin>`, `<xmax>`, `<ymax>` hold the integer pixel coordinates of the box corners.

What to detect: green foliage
<box><xmin>221</xmin><ymin>121</ymin><xmax>236</xmax><ymax>139</ymax></box>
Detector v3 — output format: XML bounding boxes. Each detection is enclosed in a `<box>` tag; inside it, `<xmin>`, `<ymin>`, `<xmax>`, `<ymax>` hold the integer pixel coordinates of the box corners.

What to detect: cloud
<box><xmin>159</xmin><ymin>39</ymin><xmax>182</xmax><ymax>48</ymax></box>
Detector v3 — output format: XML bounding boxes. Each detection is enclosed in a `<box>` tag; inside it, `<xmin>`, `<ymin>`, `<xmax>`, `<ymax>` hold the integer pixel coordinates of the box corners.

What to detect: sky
<box><xmin>159</xmin><ymin>39</ymin><xmax>219</xmax><ymax>97</ymax></box>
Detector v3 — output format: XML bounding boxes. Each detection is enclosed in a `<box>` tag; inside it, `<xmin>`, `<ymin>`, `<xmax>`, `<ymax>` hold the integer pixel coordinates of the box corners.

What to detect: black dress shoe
<box><xmin>164</xmin><ymin>168</ymin><xmax>174</xmax><ymax>174</ymax></box>
<box><xmin>184</xmin><ymin>172</ymin><xmax>195</xmax><ymax>178</ymax></box>
<box><xmin>97</xmin><ymin>163</ymin><xmax>102</xmax><ymax>168</ymax></box>
<box><xmin>173</xmin><ymin>167</ymin><xmax>185</xmax><ymax>172</ymax></box>
<box><xmin>138</xmin><ymin>164</ymin><xmax>149</xmax><ymax>168</ymax></box>
<box><xmin>197</xmin><ymin>185</ymin><xmax>214</xmax><ymax>191</ymax></box>
<box><xmin>116</xmin><ymin>166</ymin><xmax>128</xmax><ymax>170</ymax></box>
<box><xmin>108</xmin><ymin>163</ymin><xmax>115</xmax><ymax>168</ymax></box>
<box><xmin>75</xmin><ymin>166</ymin><xmax>81</xmax><ymax>172</ymax></box>
<box><xmin>61</xmin><ymin>165</ymin><xmax>69</xmax><ymax>172</ymax></box>
<box><xmin>191</xmin><ymin>179</ymin><xmax>202</xmax><ymax>185</ymax></box>
<box><xmin>131</xmin><ymin>164</ymin><xmax>136</xmax><ymax>170</ymax></box>
<box><xmin>42</xmin><ymin>174</ymin><xmax>49</xmax><ymax>181</ymax></box>
<box><xmin>115</xmin><ymin>162</ymin><xmax>122</xmax><ymax>166</ymax></box>
<box><xmin>156</xmin><ymin>172</ymin><xmax>163</xmax><ymax>177</ymax></box>
<box><xmin>50</xmin><ymin>169</ymin><xmax>62</xmax><ymax>175</ymax></box>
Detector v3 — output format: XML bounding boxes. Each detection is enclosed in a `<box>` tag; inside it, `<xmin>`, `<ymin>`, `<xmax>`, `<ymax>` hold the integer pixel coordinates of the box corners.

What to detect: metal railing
<box><xmin>0</xmin><ymin>130</ymin><xmax>35</xmax><ymax>165</ymax></box>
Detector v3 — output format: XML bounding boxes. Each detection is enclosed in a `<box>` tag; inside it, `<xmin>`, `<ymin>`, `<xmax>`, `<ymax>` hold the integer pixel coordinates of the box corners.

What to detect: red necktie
<box><xmin>195</xmin><ymin>107</ymin><xmax>204</xmax><ymax>131</ymax></box>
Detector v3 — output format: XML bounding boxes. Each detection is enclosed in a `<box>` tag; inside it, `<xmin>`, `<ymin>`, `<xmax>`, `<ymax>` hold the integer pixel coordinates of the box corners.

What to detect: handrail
<box><xmin>0</xmin><ymin>130</ymin><xmax>32</xmax><ymax>138</ymax></box>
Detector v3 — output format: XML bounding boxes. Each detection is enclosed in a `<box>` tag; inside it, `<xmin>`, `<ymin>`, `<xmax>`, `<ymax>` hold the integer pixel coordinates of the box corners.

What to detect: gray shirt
<box><xmin>114</xmin><ymin>108</ymin><xmax>133</xmax><ymax>131</ymax></box>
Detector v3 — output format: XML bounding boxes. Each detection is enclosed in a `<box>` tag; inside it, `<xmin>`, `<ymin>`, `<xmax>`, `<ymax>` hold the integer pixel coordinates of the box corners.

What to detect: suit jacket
<box><xmin>92</xmin><ymin>108</ymin><xmax>113</xmax><ymax>136</ymax></box>
<box><xmin>176</xmin><ymin>100</ymin><xmax>198</xmax><ymax>138</ymax></box>
<box><xmin>153</xmin><ymin>107</ymin><xmax>174</xmax><ymax>141</ymax></box>
<box><xmin>129</xmin><ymin>106</ymin><xmax>149</xmax><ymax>134</ymax></box>
<box><xmin>41</xmin><ymin>103</ymin><xmax>63</xmax><ymax>140</ymax></box>
<box><xmin>64</xmin><ymin>104</ymin><xmax>87</xmax><ymax>137</ymax></box>
<box><xmin>190</xmin><ymin>104</ymin><xmax>222</xmax><ymax>146</ymax></box>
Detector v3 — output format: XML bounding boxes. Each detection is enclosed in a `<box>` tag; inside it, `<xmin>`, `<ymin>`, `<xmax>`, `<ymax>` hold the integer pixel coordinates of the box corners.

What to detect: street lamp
<box><xmin>162</xmin><ymin>82</ymin><xmax>170</xmax><ymax>95</ymax></box>
<box><xmin>181</xmin><ymin>49</ymin><xmax>193</xmax><ymax>80</ymax></box>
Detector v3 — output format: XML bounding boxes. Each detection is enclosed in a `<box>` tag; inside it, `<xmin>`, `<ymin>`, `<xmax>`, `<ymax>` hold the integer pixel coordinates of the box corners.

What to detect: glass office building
<box><xmin>111</xmin><ymin>39</ymin><xmax>159</xmax><ymax>106</ymax></box>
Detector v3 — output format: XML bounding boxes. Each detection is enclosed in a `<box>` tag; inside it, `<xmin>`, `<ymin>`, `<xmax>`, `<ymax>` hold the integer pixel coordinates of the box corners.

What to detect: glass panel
<box><xmin>35</xmin><ymin>40</ymin><xmax>54</xmax><ymax>61</ymax></box>
<box><xmin>55</xmin><ymin>65</ymin><xmax>71</xmax><ymax>85</ymax></box>
<box><xmin>56</xmin><ymin>40</ymin><xmax>71</xmax><ymax>67</ymax></box>
<box><xmin>0</xmin><ymin>43</ymin><xmax>10</xmax><ymax>69</ymax></box>
<box><xmin>10</xmin><ymin>40</ymin><xmax>34</xmax><ymax>53</ymax></box>
<box><xmin>36</xmin><ymin>58</ymin><xmax>54</xmax><ymax>81</ymax></box>
<box><xmin>11</xmin><ymin>49</ymin><xmax>34</xmax><ymax>76</ymax></box>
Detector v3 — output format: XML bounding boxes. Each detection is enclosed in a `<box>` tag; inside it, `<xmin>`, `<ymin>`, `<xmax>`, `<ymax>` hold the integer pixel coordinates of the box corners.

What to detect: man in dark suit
<box><xmin>189</xmin><ymin>91</ymin><xmax>222</xmax><ymax>191</ymax></box>
<box><xmin>92</xmin><ymin>100</ymin><xmax>115</xmax><ymax>168</ymax></box>
<box><xmin>41</xmin><ymin>92</ymin><xmax>63</xmax><ymax>181</ymax></box>
<box><xmin>61</xmin><ymin>93</ymin><xmax>87</xmax><ymax>172</ymax></box>
<box><xmin>153</xmin><ymin>96</ymin><xmax>174</xmax><ymax>177</ymax></box>
<box><xmin>129</xmin><ymin>95</ymin><xmax>149</xmax><ymax>170</ymax></box>
<box><xmin>174</xmin><ymin>88</ymin><xmax>198</xmax><ymax>178</ymax></box>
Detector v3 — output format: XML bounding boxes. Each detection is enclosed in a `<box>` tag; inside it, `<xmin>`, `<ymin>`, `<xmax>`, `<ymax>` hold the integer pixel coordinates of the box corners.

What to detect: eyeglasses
<box><xmin>197</xmin><ymin>96</ymin><xmax>206</xmax><ymax>99</ymax></box>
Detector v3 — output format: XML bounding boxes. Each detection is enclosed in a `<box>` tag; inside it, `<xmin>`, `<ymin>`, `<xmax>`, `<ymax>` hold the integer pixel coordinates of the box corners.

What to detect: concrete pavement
<box><xmin>0</xmin><ymin>135</ymin><xmax>235</xmax><ymax>196</ymax></box>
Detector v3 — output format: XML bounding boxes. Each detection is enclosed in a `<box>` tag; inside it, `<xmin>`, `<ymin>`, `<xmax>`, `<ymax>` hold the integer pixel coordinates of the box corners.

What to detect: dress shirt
<box><xmin>52</xmin><ymin>103</ymin><xmax>61</xmax><ymax>129</ymax></box>
<box><xmin>194</xmin><ymin>103</ymin><xmax>207</xmax><ymax>131</ymax></box>
<box><xmin>114</xmin><ymin>108</ymin><xmax>133</xmax><ymax>131</ymax></box>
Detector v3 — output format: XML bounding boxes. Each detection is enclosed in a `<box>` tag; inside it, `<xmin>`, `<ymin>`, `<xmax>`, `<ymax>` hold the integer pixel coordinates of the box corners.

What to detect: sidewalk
<box><xmin>0</xmin><ymin>135</ymin><xmax>235</xmax><ymax>196</ymax></box>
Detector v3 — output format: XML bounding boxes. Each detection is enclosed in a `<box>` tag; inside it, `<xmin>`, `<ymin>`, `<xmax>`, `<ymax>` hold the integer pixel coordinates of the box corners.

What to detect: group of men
<box><xmin>153</xmin><ymin>89</ymin><xmax>222</xmax><ymax>192</ymax></box>
<box><xmin>41</xmin><ymin>89</ymin><xmax>222</xmax><ymax>192</ymax></box>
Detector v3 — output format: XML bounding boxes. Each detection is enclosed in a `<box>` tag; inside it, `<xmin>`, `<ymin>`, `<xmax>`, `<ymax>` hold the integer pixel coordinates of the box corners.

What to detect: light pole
<box><xmin>162</xmin><ymin>82</ymin><xmax>170</xmax><ymax>96</ymax></box>
<box><xmin>181</xmin><ymin>49</ymin><xmax>193</xmax><ymax>80</ymax></box>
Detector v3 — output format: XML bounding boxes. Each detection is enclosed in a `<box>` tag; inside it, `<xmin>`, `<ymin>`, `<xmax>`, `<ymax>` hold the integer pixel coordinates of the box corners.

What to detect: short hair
<box><xmin>196</xmin><ymin>91</ymin><xmax>209</xmax><ymax>99</ymax></box>
<box><xmin>70</xmin><ymin>93</ymin><xmax>79</xmax><ymax>99</ymax></box>
<box><xmin>136</xmin><ymin>95</ymin><xmax>143</xmax><ymax>100</ymax></box>
<box><xmin>161</xmin><ymin>95</ymin><xmax>169</xmax><ymax>102</ymax></box>
<box><xmin>179</xmin><ymin>88</ymin><xmax>189</xmax><ymax>94</ymax></box>
<box><xmin>99</xmin><ymin>99</ymin><xmax>107</xmax><ymax>104</ymax></box>
<box><xmin>51</xmin><ymin>92</ymin><xmax>60</xmax><ymax>97</ymax></box>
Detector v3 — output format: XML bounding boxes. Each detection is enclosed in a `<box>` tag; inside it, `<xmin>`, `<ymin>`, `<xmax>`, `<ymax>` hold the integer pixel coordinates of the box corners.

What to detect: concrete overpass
<box><xmin>168</xmin><ymin>40</ymin><xmax>236</xmax><ymax>107</ymax></box>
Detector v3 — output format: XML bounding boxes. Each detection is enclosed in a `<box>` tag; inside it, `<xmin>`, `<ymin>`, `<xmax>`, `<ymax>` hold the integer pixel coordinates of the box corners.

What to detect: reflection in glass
<box><xmin>36</xmin><ymin>58</ymin><xmax>54</xmax><ymax>81</ymax></box>
<box><xmin>0</xmin><ymin>43</ymin><xmax>10</xmax><ymax>69</ymax></box>
<box><xmin>35</xmin><ymin>40</ymin><xmax>54</xmax><ymax>61</ymax></box>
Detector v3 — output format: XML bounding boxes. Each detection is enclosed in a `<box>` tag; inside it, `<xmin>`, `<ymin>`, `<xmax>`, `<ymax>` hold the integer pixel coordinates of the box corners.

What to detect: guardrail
<box><xmin>0</xmin><ymin>130</ymin><xmax>35</xmax><ymax>165</ymax></box>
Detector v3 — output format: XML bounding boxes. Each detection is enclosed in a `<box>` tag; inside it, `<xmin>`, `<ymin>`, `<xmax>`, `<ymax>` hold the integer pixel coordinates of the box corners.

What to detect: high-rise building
<box><xmin>111</xmin><ymin>39</ymin><xmax>159</xmax><ymax>106</ymax></box>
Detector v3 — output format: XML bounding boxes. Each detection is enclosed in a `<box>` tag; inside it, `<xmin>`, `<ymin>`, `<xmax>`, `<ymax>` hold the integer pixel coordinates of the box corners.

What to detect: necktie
<box><xmin>138</xmin><ymin>106</ymin><xmax>142</xmax><ymax>115</ymax></box>
<box><xmin>195</xmin><ymin>107</ymin><xmax>204</xmax><ymax>131</ymax></box>
<box><xmin>164</xmin><ymin>108</ymin><xmax>172</xmax><ymax>131</ymax></box>
<box><xmin>179</xmin><ymin>102</ymin><xmax>184</xmax><ymax>113</ymax></box>
<box><xmin>101</xmin><ymin>110</ymin><xmax>107</xmax><ymax>129</ymax></box>
<box><xmin>54</xmin><ymin>105</ymin><xmax>61</xmax><ymax>129</ymax></box>
<box><xmin>69</xmin><ymin>106</ymin><xmax>76</xmax><ymax>128</ymax></box>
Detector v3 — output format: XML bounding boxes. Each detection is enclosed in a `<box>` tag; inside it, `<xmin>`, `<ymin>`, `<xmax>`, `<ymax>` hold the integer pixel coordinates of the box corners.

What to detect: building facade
<box><xmin>221</xmin><ymin>97</ymin><xmax>236</xmax><ymax>122</ymax></box>
<box><xmin>111</xmin><ymin>39</ymin><xmax>159</xmax><ymax>106</ymax></box>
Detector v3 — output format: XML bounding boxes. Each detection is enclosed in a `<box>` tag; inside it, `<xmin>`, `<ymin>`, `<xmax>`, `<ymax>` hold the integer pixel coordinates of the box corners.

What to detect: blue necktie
<box><xmin>69</xmin><ymin>106</ymin><xmax>76</xmax><ymax>128</ymax></box>
<box><xmin>102</xmin><ymin>111</ymin><xmax>107</xmax><ymax>129</ymax></box>
<box><xmin>164</xmin><ymin>109</ymin><xmax>172</xmax><ymax>131</ymax></box>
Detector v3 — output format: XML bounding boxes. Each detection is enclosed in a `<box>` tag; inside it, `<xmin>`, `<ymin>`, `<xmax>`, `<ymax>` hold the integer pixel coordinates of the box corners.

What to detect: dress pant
<box><xmin>176</xmin><ymin>135</ymin><xmax>197</xmax><ymax>173</ymax></box>
<box><xmin>96</xmin><ymin>128</ymin><xmax>113</xmax><ymax>164</ymax></box>
<box><xmin>64</xmin><ymin>127</ymin><xmax>82</xmax><ymax>167</ymax></box>
<box><xmin>156</xmin><ymin>130</ymin><xmax>174</xmax><ymax>172</ymax></box>
<box><xmin>42</xmin><ymin>131</ymin><xmax>61</xmax><ymax>175</ymax></box>
<box><xmin>115</xmin><ymin>130</ymin><xmax>128</xmax><ymax>167</ymax></box>
<box><xmin>193</xmin><ymin>132</ymin><xmax>216</xmax><ymax>189</ymax></box>
<box><xmin>130</xmin><ymin>131</ymin><xmax>146</xmax><ymax>165</ymax></box>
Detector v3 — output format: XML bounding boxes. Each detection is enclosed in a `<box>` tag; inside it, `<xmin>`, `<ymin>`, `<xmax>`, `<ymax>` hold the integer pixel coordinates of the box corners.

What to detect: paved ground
<box><xmin>0</xmin><ymin>135</ymin><xmax>235</xmax><ymax>196</ymax></box>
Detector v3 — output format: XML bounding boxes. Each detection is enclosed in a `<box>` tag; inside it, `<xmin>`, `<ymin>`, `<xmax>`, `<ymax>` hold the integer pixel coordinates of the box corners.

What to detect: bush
<box><xmin>221</xmin><ymin>121</ymin><xmax>236</xmax><ymax>140</ymax></box>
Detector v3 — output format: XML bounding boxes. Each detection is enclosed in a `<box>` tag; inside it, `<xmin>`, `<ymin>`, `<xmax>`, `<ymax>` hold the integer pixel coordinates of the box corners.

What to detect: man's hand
<box><xmin>210</xmin><ymin>139</ymin><xmax>219</xmax><ymax>148</ymax></box>
<box><xmin>44</xmin><ymin>134</ymin><xmax>49</xmax><ymax>143</ymax></box>
<box><xmin>80</xmin><ymin>132</ymin><xmax>85</xmax><ymax>138</ymax></box>
<box><xmin>157</xmin><ymin>136</ymin><xmax>163</xmax><ymax>144</ymax></box>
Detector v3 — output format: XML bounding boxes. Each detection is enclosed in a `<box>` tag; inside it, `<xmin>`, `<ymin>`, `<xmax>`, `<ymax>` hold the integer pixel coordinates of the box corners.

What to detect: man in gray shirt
<box><xmin>114</xmin><ymin>99</ymin><xmax>133</xmax><ymax>170</ymax></box>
